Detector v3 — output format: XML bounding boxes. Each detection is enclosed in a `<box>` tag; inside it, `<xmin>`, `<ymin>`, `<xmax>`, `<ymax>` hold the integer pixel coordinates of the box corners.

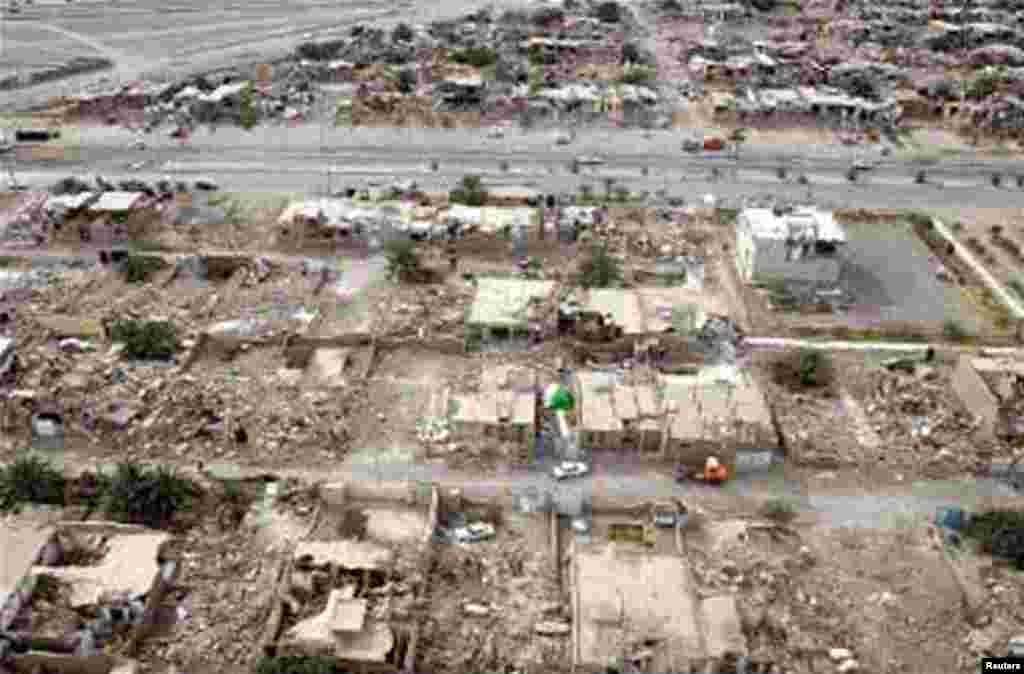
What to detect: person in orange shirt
<box><xmin>702</xmin><ymin>456</ymin><xmax>728</xmax><ymax>484</ymax></box>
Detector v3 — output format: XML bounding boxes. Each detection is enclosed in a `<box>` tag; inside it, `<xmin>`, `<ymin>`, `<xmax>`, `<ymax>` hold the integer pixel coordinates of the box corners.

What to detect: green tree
<box><xmin>109</xmin><ymin>319</ymin><xmax>178</xmax><ymax>360</ymax></box>
<box><xmin>450</xmin><ymin>174</ymin><xmax>487</xmax><ymax>206</ymax></box>
<box><xmin>384</xmin><ymin>238</ymin><xmax>421</xmax><ymax>281</ymax></box>
<box><xmin>238</xmin><ymin>84</ymin><xmax>260</xmax><ymax>131</ymax></box>
<box><xmin>578</xmin><ymin>242</ymin><xmax>623</xmax><ymax>288</ymax></box>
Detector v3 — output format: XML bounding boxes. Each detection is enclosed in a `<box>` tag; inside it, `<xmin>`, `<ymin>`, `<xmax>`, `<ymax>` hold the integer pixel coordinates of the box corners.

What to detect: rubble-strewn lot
<box><xmin>420</xmin><ymin>511</ymin><xmax>567</xmax><ymax>674</ymax></box>
<box><xmin>687</xmin><ymin>517</ymin><xmax>1012</xmax><ymax>674</ymax></box>
<box><xmin>761</xmin><ymin>351</ymin><xmax>1018</xmax><ymax>483</ymax></box>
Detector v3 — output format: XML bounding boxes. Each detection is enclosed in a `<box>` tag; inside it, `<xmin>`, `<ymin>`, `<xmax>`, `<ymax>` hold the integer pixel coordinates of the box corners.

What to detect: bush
<box><xmin>256</xmin><ymin>655</ymin><xmax>339</xmax><ymax>674</ymax></box>
<box><xmin>965</xmin><ymin>510</ymin><xmax>1024</xmax><ymax>566</ymax></box>
<box><xmin>943</xmin><ymin>318</ymin><xmax>972</xmax><ymax>341</ymax></box>
<box><xmin>384</xmin><ymin>238</ymin><xmax>421</xmax><ymax>281</ymax></box>
<box><xmin>109</xmin><ymin>319</ymin><xmax>178</xmax><ymax>360</ymax></box>
<box><xmin>595</xmin><ymin>0</ymin><xmax>622</xmax><ymax>21</ymax></box>
<box><xmin>773</xmin><ymin>349</ymin><xmax>834</xmax><ymax>389</ymax></box>
<box><xmin>391</xmin><ymin>22</ymin><xmax>414</xmax><ymax>42</ymax></box>
<box><xmin>296</xmin><ymin>39</ymin><xmax>345</xmax><ymax>61</ymax></box>
<box><xmin>396</xmin><ymin>68</ymin><xmax>417</xmax><ymax>94</ymax></box>
<box><xmin>451</xmin><ymin>46</ymin><xmax>497</xmax><ymax>68</ymax></box>
<box><xmin>123</xmin><ymin>253</ymin><xmax>166</xmax><ymax>284</ymax></box>
<box><xmin>578</xmin><ymin>242</ymin><xmax>623</xmax><ymax>288</ymax></box>
<box><xmin>450</xmin><ymin>174</ymin><xmax>487</xmax><ymax>206</ymax></box>
<box><xmin>619</xmin><ymin>64</ymin><xmax>656</xmax><ymax>84</ymax></box>
<box><xmin>238</xmin><ymin>85</ymin><xmax>260</xmax><ymax>131</ymax></box>
<box><xmin>0</xmin><ymin>455</ymin><xmax>66</xmax><ymax>512</ymax></box>
<box><xmin>760</xmin><ymin>497</ymin><xmax>798</xmax><ymax>522</ymax></box>
<box><xmin>967</xmin><ymin>70</ymin><xmax>1000</xmax><ymax>100</ymax></box>
<box><xmin>100</xmin><ymin>462</ymin><xmax>199</xmax><ymax>530</ymax></box>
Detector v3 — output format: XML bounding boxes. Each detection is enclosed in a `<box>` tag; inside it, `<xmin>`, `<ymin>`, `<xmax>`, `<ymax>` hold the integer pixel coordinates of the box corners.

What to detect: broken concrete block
<box><xmin>700</xmin><ymin>595</ymin><xmax>746</xmax><ymax>658</ymax></box>
<box><xmin>534</xmin><ymin>621</ymin><xmax>571</xmax><ymax>636</ymax></box>
<box><xmin>838</xmin><ymin>660</ymin><xmax>859</xmax><ymax>673</ymax></box>
<box><xmin>829</xmin><ymin>648</ymin><xmax>853</xmax><ymax>662</ymax></box>
<box><xmin>463</xmin><ymin>603</ymin><xmax>491</xmax><ymax>617</ymax></box>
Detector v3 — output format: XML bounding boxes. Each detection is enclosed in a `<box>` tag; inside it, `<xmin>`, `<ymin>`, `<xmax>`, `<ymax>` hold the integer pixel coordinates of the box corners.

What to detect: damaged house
<box><xmin>951</xmin><ymin>355</ymin><xmax>1024</xmax><ymax>438</ymax></box>
<box><xmin>448</xmin><ymin>364</ymin><xmax>537</xmax><ymax>447</ymax></box>
<box><xmin>434</xmin><ymin>76</ymin><xmax>485</xmax><ymax>110</ymax></box>
<box><xmin>571</xmin><ymin>363</ymin><xmax>776</xmax><ymax>465</ymax></box>
<box><xmin>735</xmin><ymin>206</ymin><xmax>847</xmax><ymax>284</ymax></box>
<box><xmin>277</xmin><ymin>540</ymin><xmax>404</xmax><ymax>672</ymax></box>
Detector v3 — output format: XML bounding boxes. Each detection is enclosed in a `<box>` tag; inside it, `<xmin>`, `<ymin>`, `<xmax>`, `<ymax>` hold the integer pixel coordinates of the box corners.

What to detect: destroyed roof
<box><xmin>661</xmin><ymin>367</ymin><xmax>774</xmax><ymax>441</ymax></box>
<box><xmin>578</xmin><ymin>287</ymin><xmax>732</xmax><ymax>335</ymax></box>
<box><xmin>88</xmin><ymin>191</ymin><xmax>144</xmax><ymax>212</ymax></box>
<box><xmin>739</xmin><ymin>206</ymin><xmax>846</xmax><ymax>243</ymax></box>
<box><xmin>198</xmin><ymin>81</ymin><xmax>250</xmax><ymax>102</ymax></box>
<box><xmin>278</xmin><ymin>199</ymin><xmax>403</xmax><ymax>229</ymax></box>
<box><xmin>283</xmin><ymin>589</ymin><xmax>394</xmax><ymax>662</ymax></box>
<box><xmin>293</xmin><ymin>540</ymin><xmax>394</xmax><ymax>570</ymax></box>
<box><xmin>0</xmin><ymin>523</ymin><xmax>54</xmax><ymax>611</ymax></box>
<box><xmin>467</xmin><ymin>278</ymin><xmax>555</xmax><ymax>328</ymax></box>
<box><xmin>47</xmin><ymin>192</ymin><xmax>97</xmax><ymax>211</ymax></box>
<box><xmin>575</xmin><ymin>371</ymin><xmax>662</xmax><ymax>433</ymax></box>
<box><xmin>575</xmin><ymin>550</ymin><xmax>703</xmax><ymax>668</ymax></box>
<box><xmin>33</xmin><ymin>527</ymin><xmax>170</xmax><ymax>608</ymax></box>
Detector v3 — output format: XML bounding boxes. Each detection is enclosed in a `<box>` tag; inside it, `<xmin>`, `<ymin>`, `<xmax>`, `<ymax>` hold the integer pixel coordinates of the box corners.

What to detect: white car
<box><xmin>128</xmin><ymin>161</ymin><xmax>146</xmax><ymax>171</ymax></box>
<box><xmin>575</xmin><ymin>154</ymin><xmax>605</xmax><ymax>166</ymax></box>
<box><xmin>487</xmin><ymin>127</ymin><xmax>505</xmax><ymax>139</ymax></box>
<box><xmin>452</xmin><ymin>522</ymin><xmax>496</xmax><ymax>543</ymax></box>
<box><xmin>552</xmin><ymin>461</ymin><xmax>590</xmax><ymax>481</ymax></box>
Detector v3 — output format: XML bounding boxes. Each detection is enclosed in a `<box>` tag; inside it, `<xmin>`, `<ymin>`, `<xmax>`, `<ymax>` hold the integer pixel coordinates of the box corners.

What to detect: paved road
<box><xmin>10</xmin><ymin>124</ymin><xmax>1024</xmax><ymax>209</ymax></box>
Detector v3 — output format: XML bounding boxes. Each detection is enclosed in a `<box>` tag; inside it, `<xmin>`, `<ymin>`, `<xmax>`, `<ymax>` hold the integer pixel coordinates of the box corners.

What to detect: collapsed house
<box><xmin>951</xmin><ymin>355</ymin><xmax>1024</xmax><ymax>438</ymax></box>
<box><xmin>734</xmin><ymin>206</ymin><xmax>847</xmax><ymax>284</ymax></box>
<box><xmin>277</xmin><ymin>199</ymin><xmax>407</xmax><ymax>246</ymax></box>
<box><xmin>465</xmin><ymin>278</ymin><xmax>556</xmax><ymax>342</ymax></box>
<box><xmin>571</xmin><ymin>547</ymin><xmax>745</xmax><ymax>672</ymax></box>
<box><xmin>0</xmin><ymin>519</ymin><xmax>177</xmax><ymax>673</ymax></box>
<box><xmin>565</xmin><ymin>286</ymin><xmax>733</xmax><ymax>338</ymax></box>
<box><xmin>447</xmin><ymin>364</ymin><xmax>538</xmax><ymax>447</ymax></box>
<box><xmin>277</xmin><ymin>540</ymin><xmax>403</xmax><ymax>671</ymax></box>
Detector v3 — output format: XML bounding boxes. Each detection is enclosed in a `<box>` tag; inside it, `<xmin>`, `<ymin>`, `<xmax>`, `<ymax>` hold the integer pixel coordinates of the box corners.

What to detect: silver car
<box><xmin>552</xmin><ymin>461</ymin><xmax>590</xmax><ymax>481</ymax></box>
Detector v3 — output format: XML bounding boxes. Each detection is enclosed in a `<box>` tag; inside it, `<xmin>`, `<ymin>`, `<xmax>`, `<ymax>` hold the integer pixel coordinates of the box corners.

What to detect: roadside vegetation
<box><xmin>577</xmin><ymin>241</ymin><xmax>623</xmax><ymax>288</ymax></box>
<box><xmin>0</xmin><ymin>456</ymin><xmax>199</xmax><ymax>530</ymax></box>
<box><xmin>109</xmin><ymin>319</ymin><xmax>179</xmax><ymax>360</ymax></box>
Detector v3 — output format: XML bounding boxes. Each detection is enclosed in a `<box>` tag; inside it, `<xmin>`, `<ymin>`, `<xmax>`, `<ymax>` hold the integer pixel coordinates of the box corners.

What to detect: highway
<box><xmin>10</xmin><ymin>123</ymin><xmax>1024</xmax><ymax>209</ymax></box>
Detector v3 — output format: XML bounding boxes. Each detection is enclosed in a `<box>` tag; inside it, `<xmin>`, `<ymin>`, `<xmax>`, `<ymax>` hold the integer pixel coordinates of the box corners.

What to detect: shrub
<box><xmin>296</xmin><ymin>39</ymin><xmax>345</xmax><ymax>61</ymax></box>
<box><xmin>965</xmin><ymin>509</ymin><xmax>1024</xmax><ymax>566</ymax></box>
<box><xmin>123</xmin><ymin>253</ymin><xmax>166</xmax><ymax>284</ymax></box>
<box><xmin>450</xmin><ymin>174</ymin><xmax>487</xmax><ymax>206</ymax></box>
<box><xmin>760</xmin><ymin>497</ymin><xmax>798</xmax><ymax>523</ymax></box>
<box><xmin>1010</xmin><ymin>277</ymin><xmax>1024</xmax><ymax>298</ymax></box>
<box><xmin>967</xmin><ymin>70</ymin><xmax>1000</xmax><ymax>100</ymax></box>
<box><xmin>384</xmin><ymin>238</ymin><xmax>421</xmax><ymax>281</ymax></box>
<box><xmin>391</xmin><ymin>22</ymin><xmax>414</xmax><ymax>42</ymax></box>
<box><xmin>578</xmin><ymin>242</ymin><xmax>623</xmax><ymax>288</ymax></box>
<box><xmin>451</xmin><ymin>46</ymin><xmax>497</xmax><ymax>68</ymax></box>
<box><xmin>0</xmin><ymin>455</ymin><xmax>66</xmax><ymax>512</ymax></box>
<box><xmin>773</xmin><ymin>349</ymin><xmax>835</xmax><ymax>389</ymax></box>
<box><xmin>595</xmin><ymin>0</ymin><xmax>622</xmax><ymax>22</ymax></box>
<box><xmin>620</xmin><ymin>64</ymin><xmax>656</xmax><ymax>84</ymax></box>
<box><xmin>256</xmin><ymin>655</ymin><xmax>339</xmax><ymax>674</ymax></box>
<box><xmin>109</xmin><ymin>319</ymin><xmax>178</xmax><ymax>360</ymax></box>
<box><xmin>100</xmin><ymin>462</ymin><xmax>199</xmax><ymax>530</ymax></box>
<box><xmin>943</xmin><ymin>318</ymin><xmax>972</xmax><ymax>341</ymax></box>
<box><xmin>238</xmin><ymin>85</ymin><xmax>260</xmax><ymax>131</ymax></box>
<box><xmin>396</xmin><ymin>68</ymin><xmax>417</xmax><ymax>94</ymax></box>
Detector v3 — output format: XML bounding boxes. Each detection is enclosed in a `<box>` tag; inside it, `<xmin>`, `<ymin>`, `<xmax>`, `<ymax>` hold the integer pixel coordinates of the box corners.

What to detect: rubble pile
<box><xmin>419</xmin><ymin>533</ymin><xmax>566</xmax><ymax>674</ymax></box>
<box><xmin>863</xmin><ymin>368</ymin><xmax>991</xmax><ymax>476</ymax></box>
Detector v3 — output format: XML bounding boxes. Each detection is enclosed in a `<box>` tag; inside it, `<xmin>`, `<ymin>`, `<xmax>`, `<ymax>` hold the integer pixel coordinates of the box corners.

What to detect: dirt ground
<box><xmin>687</xmin><ymin>516</ymin><xmax>1005</xmax><ymax>674</ymax></box>
<box><xmin>757</xmin><ymin>350</ymin><xmax>1014</xmax><ymax>484</ymax></box>
<box><xmin>933</xmin><ymin>208</ymin><xmax>1024</xmax><ymax>296</ymax></box>
<box><xmin>419</xmin><ymin>511</ymin><xmax>568</xmax><ymax>674</ymax></box>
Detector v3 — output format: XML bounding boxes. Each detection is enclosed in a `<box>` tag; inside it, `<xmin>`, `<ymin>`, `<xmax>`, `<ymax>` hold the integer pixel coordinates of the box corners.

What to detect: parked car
<box><xmin>681</xmin><ymin>138</ymin><xmax>702</xmax><ymax>153</ymax></box>
<box><xmin>552</xmin><ymin>461</ymin><xmax>590</xmax><ymax>481</ymax></box>
<box><xmin>194</xmin><ymin>178</ymin><xmax>219</xmax><ymax>191</ymax></box>
<box><xmin>575</xmin><ymin>154</ymin><xmax>605</xmax><ymax>166</ymax></box>
<box><xmin>487</xmin><ymin>127</ymin><xmax>505</xmax><ymax>139</ymax></box>
<box><xmin>653</xmin><ymin>509</ymin><xmax>678</xmax><ymax>528</ymax></box>
<box><xmin>452</xmin><ymin>522</ymin><xmax>496</xmax><ymax>543</ymax></box>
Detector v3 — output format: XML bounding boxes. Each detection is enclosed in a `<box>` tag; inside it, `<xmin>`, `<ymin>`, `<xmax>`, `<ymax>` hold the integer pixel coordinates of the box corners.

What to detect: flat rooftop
<box><xmin>466</xmin><ymin>278</ymin><xmax>555</xmax><ymax>329</ymax></box>
<box><xmin>575</xmin><ymin>548</ymin><xmax>702</xmax><ymax>669</ymax></box>
<box><xmin>580</xmin><ymin>287</ymin><xmax>733</xmax><ymax>335</ymax></box>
